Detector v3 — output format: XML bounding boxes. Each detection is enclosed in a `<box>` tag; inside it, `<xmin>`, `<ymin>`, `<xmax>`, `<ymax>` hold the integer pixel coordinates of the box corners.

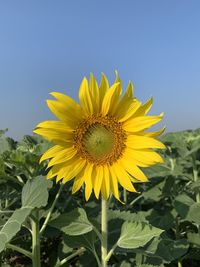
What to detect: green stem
<box><xmin>55</xmin><ymin>247</ymin><xmax>85</xmax><ymax>267</ymax></box>
<box><xmin>0</xmin><ymin>210</ymin><xmax>14</xmax><ymax>214</ymax></box>
<box><xmin>192</xmin><ymin>158</ymin><xmax>200</xmax><ymax>235</ymax></box>
<box><xmin>93</xmin><ymin>226</ymin><xmax>103</xmax><ymax>242</ymax></box>
<box><xmin>31</xmin><ymin>211</ymin><xmax>41</xmax><ymax>267</ymax></box>
<box><xmin>129</xmin><ymin>194</ymin><xmax>143</xmax><ymax>206</ymax></box>
<box><xmin>105</xmin><ymin>243</ymin><xmax>118</xmax><ymax>262</ymax></box>
<box><xmin>92</xmin><ymin>248</ymin><xmax>101</xmax><ymax>267</ymax></box>
<box><xmin>123</xmin><ymin>188</ymin><xmax>127</xmax><ymax>204</ymax></box>
<box><xmin>176</xmin><ymin>217</ymin><xmax>182</xmax><ymax>267</ymax></box>
<box><xmin>40</xmin><ymin>183</ymin><xmax>64</xmax><ymax>235</ymax></box>
<box><xmin>101</xmin><ymin>197</ymin><xmax>108</xmax><ymax>267</ymax></box>
<box><xmin>193</xmin><ymin>168</ymin><xmax>200</xmax><ymax>203</ymax></box>
<box><xmin>6</xmin><ymin>243</ymin><xmax>32</xmax><ymax>259</ymax></box>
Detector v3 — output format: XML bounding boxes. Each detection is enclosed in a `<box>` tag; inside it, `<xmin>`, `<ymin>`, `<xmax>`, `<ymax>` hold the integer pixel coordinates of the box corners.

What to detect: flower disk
<box><xmin>34</xmin><ymin>73</ymin><xmax>166</xmax><ymax>201</ymax></box>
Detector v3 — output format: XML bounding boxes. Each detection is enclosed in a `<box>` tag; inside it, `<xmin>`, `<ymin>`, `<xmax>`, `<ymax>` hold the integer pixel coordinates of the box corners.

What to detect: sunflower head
<box><xmin>34</xmin><ymin>72</ymin><xmax>165</xmax><ymax>201</ymax></box>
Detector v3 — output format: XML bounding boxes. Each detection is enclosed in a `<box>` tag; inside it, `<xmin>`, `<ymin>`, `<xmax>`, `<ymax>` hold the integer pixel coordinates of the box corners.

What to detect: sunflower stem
<box><xmin>40</xmin><ymin>183</ymin><xmax>64</xmax><ymax>235</ymax></box>
<box><xmin>101</xmin><ymin>197</ymin><xmax>108</xmax><ymax>267</ymax></box>
<box><xmin>123</xmin><ymin>188</ymin><xmax>127</xmax><ymax>204</ymax></box>
<box><xmin>31</xmin><ymin>211</ymin><xmax>41</xmax><ymax>267</ymax></box>
<box><xmin>192</xmin><ymin>157</ymin><xmax>200</xmax><ymax>234</ymax></box>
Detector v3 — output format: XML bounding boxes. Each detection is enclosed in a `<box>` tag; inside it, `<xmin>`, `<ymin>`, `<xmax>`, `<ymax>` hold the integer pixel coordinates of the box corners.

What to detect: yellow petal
<box><xmin>34</xmin><ymin>121</ymin><xmax>73</xmax><ymax>143</ymax></box>
<box><xmin>99</xmin><ymin>73</ymin><xmax>109</xmax><ymax>106</ymax></box>
<box><xmin>47</xmin><ymin>147</ymin><xmax>77</xmax><ymax>167</ymax></box>
<box><xmin>93</xmin><ymin>166</ymin><xmax>103</xmax><ymax>199</ymax></box>
<box><xmin>84</xmin><ymin>164</ymin><xmax>93</xmax><ymax>201</ymax></box>
<box><xmin>39</xmin><ymin>145</ymin><xmax>63</xmax><ymax>163</ymax></box>
<box><xmin>46</xmin><ymin>100</ymin><xmax>80</xmax><ymax>127</ymax></box>
<box><xmin>35</xmin><ymin>121</ymin><xmax>72</xmax><ymax>132</ymax></box>
<box><xmin>125</xmin><ymin>148</ymin><xmax>164</xmax><ymax>166</ymax></box>
<box><xmin>72</xmin><ymin>172</ymin><xmax>85</xmax><ymax>194</ymax></box>
<box><xmin>112</xmin><ymin>164</ymin><xmax>136</xmax><ymax>192</ymax></box>
<box><xmin>142</xmin><ymin>126</ymin><xmax>166</xmax><ymax>138</ymax></box>
<box><xmin>46</xmin><ymin>163</ymin><xmax>64</xmax><ymax>179</ymax></box>
<box><xmin>133</xmin><ymin>97</ymin><xmax>153</xmax><ymax>117</ymax></box>
<box><xmin>102</xmin><ymin>165</ymin><xmax>110</xmax><ymax>200</ymax></box>
<box><xmin>118</xmin><ymin>100</ymin><xmax>142</xmax><ymax>122</ymax></box>
<box><xmin>79</xmin><ymin>77</ymin><xmax>93</xmax><ymax>115</ymax></box>
<box><xmin>126</xmin><ymin>135</ymin><xmax>166</xmax><ymax>149</ymax></box>
<box><xmin>50</xmin><ymin>92</ymin><xmax>82</xmax><ymax>115</ymax></box>
<box><xmin>109</xmin><ymin>167</ymin><xmax>120</xmax><ymax>201</ymax></box>
<box><xmin>114</xmin><ymin>81</ymin><xmax>136</xmax><ymax>120</ymax></box>
<box><xmin>61</xmin><ymin>158</ymin><xmax>86</xmax><ymax>184</ymax></box>
<box><xmin>34</xmin><ymin>128</ymin><xmax>73</xmax><ymax>145</ymax></box>
<box><xmin>101</xmin><ymin>82</ymin><xmax>121</xmax><ymax>116</ymax></box>
<box><xmin>120</xmin><ymin>157</ymin><xmax>148</xmax><ymax>182</ymax></box>
<box><xmin>123</xmin><ymin>113</ymin><xmax>164</xmax><ymax>132</ymax></box>
<box><xmin>89</xmin><ymin>73</ymin><xmax>100</xmax><ymax>113</ymax></box>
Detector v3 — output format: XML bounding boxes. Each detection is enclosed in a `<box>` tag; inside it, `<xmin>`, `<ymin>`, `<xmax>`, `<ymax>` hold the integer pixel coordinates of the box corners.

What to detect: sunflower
<box><xmin>34</xmin><ymin>73</ymin><xmax>165</xmax><ymax>201</ymax></box>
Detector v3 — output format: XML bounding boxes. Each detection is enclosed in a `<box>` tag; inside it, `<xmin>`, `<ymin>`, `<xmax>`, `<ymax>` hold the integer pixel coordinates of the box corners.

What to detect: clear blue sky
<box><xmin>0</xmin><ymin>1</ymin><xmax>200</xmax><ymax>139</ymax></box>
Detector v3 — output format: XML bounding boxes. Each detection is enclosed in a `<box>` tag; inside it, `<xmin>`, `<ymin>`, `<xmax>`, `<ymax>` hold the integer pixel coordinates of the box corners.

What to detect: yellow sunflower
<box><xmin>34</xmin><ymin>73</ymin><xmax>165</xmax><ymax>201</ymax></box>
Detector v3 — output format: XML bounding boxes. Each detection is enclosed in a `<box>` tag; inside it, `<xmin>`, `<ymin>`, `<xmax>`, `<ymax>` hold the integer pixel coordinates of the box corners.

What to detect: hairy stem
<box><xmin>31</xmin><ymin>211</ymin><xmax>41</xmax><ymax>267</ymax></box>
<box><xmin>101</xmin><ymin>197</ymin><xmax>108</xmax><ymax>267</ymax></box>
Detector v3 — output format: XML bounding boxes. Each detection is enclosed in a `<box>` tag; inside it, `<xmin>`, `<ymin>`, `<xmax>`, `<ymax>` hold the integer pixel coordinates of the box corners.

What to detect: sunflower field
<box><xmin>0</xmin><ymin>127</ymin><xmax>200</xmax><ymax>267</ymax></box>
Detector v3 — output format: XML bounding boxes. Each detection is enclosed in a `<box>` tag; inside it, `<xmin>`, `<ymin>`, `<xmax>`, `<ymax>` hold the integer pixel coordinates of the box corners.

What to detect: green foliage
<box><xmin>0</xmin><ymin>207</ymin><xmax>32</xmax><ymax>253</ymax></box>
<box><xmin>22</xmin><ymin>176</ymin><xmax>52</xmax><ymax>208</ymax></box>
<box><xmin>0</xmin><ymin>128</ymin><xmax>200</xmax><ymax>266</ymax></box>
<box><xmin>117</xmin><ymin>221</ymin><xmax>163</xmax><ymax>249</ymax></box>
<box><xmin>0</xmin><ymin>176</ymin><xmax>52</xmax><ymax>253</ymax></box>
<box><xmin>49</xmin><ymin>208</ymin><xmax>93</xmax><ymax>235</ymax></box>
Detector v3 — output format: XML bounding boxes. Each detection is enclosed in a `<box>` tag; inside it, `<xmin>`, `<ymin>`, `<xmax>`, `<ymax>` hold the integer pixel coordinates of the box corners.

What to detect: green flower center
<box><xmin>83</xmin><ymin>125</ymin><xmax>115</xmax><ymax>159</ymax></box>
<box><xmin>74</xmin><ymin>115</ymin><xmax>127</xmax><ymax>165</ymax></box>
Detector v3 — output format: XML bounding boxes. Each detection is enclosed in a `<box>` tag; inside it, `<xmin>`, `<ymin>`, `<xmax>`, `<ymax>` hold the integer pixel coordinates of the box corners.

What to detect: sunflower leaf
<box><xmin>187</xmin><ymin>233</ymin><xmax>200</xmax><ymax>247</ymax></box>
<box><xmin>22</xmin><ymin>176</ymin><xmax>52</xmax><ymax>208</ymax></box>
<box><xmin>117</xmin><ymin>221</ymin><xmax>164</xmax><ymax>249</ymax></box>
<box><xmin>0</xmin><ymin>176</ymin><xmax>52</xmax><ymax>253</ymax></box>
<box><xmin>0</xmin><ymin>207</ymin><xmax>32</xmax><ymax>253</ymax></box>
<box><xmin>49</xmin><ymin>208</ymin><xmax>93</xmax><ymax>236</ymax></box>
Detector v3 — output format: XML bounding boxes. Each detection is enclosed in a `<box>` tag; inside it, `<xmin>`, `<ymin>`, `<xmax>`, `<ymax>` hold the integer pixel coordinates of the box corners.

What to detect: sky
<box><xmin>0</xmin><ymin>0</ymin><xmax>200</xmax><ymax>140</ymax></box>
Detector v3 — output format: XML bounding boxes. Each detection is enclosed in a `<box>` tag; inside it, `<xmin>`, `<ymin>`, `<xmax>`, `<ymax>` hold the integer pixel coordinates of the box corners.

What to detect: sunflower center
<box><xmin>73</xmin><ymin>115</ymin><xmax>127</xmax><ymax>165</ymax></box>
<box><xmin>84</xmin><ymin>125</ymin><xmax>115</xmax><ymax>159</ymax></box>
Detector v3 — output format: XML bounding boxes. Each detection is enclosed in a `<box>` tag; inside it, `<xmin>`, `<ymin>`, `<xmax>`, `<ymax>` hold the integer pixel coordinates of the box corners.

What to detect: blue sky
<box><xmin>0</xmin><ymin>1</ymin><xmax>200</xmax><ymax>139</ymax></box>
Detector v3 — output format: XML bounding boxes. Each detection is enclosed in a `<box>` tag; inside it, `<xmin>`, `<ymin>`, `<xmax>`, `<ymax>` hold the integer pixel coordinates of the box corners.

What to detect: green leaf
<box><xmin>143</xmin><ymin>181</ymin><xmax>164</xmax><ymax>201</ymax></box>
<box><xmin>174</xmin><ymin>195</ymin><xmax>200</xmax><ymax>224</ymax></box>
<box><xmin>63</xmin><ymin>231</ymin><xmax>96</xmax><ymax>250</ymax></box>
<box><xmin>0</xmin><ymin>176</ymin><xmax>52</xmax><ymax>253</ymax></box>
<box><xmin>108</xmin><ymin>209</ymin><xmax>148</xmax><ymax>223</ymax></box>
<box><xmin>174</xmin><ymin>194</ymin><xmax>195</xmax><ymax>219</ymax></box>
<box><xmin>0</xmin><ymin>207</ymin><xmax>32</xmax><ymax>253</ymax></box>
<box><xmin>49</xmin><ymin>208</ymin><xmax>93</xmax><ymax>236</ymax></box>
<box><xmin>146</xmin><ymin>211</ymin><xmax>174</xmax><ymax>230</ymax></box>
<box><xmin>153</xmin><ymin>238</ymin><xmax>189</xmax><ymax>262</ymax></box>
<box><xmin>141</xmin><ymin>237</ymin><xmax>189</xmax><ymax>263</ymax></box>
<box><xmin>22</xmin><ymin>176</ymin><xmax>52</xmax><ymax>208</ymax></box>
<box><xmin>187</xmin><ymin>233</ymin><xmax>200</xmax><ymax>247</ymax></box>
<box><xmin>119</xmin><ymin>262</ymin><xmax>132</xmax><ymax>267</ymax></box>
<box><xmin>117</xmin><ymin>221</ymin><xmax>163</xmax><ymax>249</ymax></box>
<box><xmin>0</xmin><ymin>138</ymin><xmax>11</xmax><ymax>154</ymax></box>
<box><xmin>188</xmin><ymin>203</ymin><xmax>200</xmax><ymax>224</ymax></box>
<box><xmin>143</xmin><ymin>165</ymin><xmax>171</xmax><ymax>178</ymax></box>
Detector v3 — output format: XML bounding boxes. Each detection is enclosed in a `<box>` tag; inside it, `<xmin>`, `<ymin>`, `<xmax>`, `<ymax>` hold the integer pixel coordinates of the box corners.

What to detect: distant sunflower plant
<box><xmin>34</xmin><ymin>72</ymin><xmax>165</xmax><ymax>267</ymax></box>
